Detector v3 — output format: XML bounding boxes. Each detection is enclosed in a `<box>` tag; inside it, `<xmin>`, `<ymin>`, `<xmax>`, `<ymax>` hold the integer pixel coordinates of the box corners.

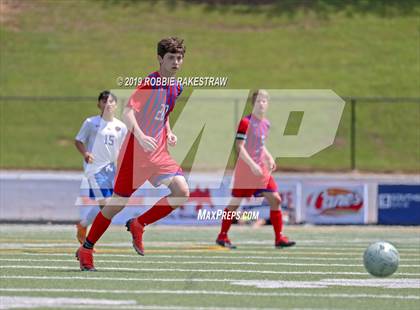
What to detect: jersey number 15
<box><xmin>104</xmin><ymin>135</ymin><xmax>115</xmax><ymax>146</ymax></box>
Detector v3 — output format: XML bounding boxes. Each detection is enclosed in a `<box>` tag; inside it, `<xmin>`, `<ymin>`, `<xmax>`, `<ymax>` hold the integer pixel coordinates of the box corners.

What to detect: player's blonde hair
<box><xmin>251</xmin><ymin>89</ymin><xmax>269</xmax><ymax>104</ymax></box>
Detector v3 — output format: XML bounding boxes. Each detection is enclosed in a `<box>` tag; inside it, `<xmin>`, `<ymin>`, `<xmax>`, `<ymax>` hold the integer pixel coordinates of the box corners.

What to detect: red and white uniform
<box><xmin>114</xmin><ymin>71</ymin><xmax>183</xmax><ymax>197</ymax></box>
<box><xmin>232</xmin><ymin>114</ymin><xmax>278</xmax><ymax>198</ymax></box>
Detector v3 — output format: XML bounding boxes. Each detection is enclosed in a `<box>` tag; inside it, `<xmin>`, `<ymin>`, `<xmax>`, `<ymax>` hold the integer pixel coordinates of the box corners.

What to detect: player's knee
<box><xmin>271</xmin><ymin>194</ymin><xmax>282</xmax><ymax>208</ymax></box>
<box><xmin>275</xmin><ymin>194</ymin><xmax>282</xmax><ymax>206</ymax></box>
<box><xmin>101</xmin><ymin>206</ymin><xmax>121</xmax><ymax>219</ymax></box>
<box><xmin>178</xmin><ymin>186</ymin><xmax>190</xmax><ymax>201</ymax></box>
<box><xmin>171</xmin><ymin>186</ymin><xmax>189</xmax><ymax>204</ymax></box>
<box><xmin>227</xmin><ymin>204</ymin><xmax>240</xmax><ymax>211</ymax></box>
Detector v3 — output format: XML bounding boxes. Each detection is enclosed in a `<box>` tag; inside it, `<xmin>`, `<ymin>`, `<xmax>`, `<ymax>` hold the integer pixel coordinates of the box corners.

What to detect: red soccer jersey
<box><xmin>236</xmin><ymin>114</ymin><xmax>270</xmax><ymax>167</ymax></box>
<box><xmin>233</xmin><ymin>114</ymin><xmax>271</xmax><ymax>191</ymax></box>
<box><xmin>125</xmin><ymin>71</ymin><xmax>183</xmax><ymax>166</ymax></box>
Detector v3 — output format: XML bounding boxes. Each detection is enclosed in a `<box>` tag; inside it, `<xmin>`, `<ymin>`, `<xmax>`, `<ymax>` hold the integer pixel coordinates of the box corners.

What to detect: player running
<box><xmin>76</xmin><ymin>37</ymin><xmax>189</xmax><ymax>271</ymax></box>
<box><xmin>216</xmin><ymin>90</ymin><xmax>296</xmax><ymax>249</ymax></box>
<box><xmin>74</xmin><ymin>91</ymin><xmax>127</xmax><ymax>244</ymax></box>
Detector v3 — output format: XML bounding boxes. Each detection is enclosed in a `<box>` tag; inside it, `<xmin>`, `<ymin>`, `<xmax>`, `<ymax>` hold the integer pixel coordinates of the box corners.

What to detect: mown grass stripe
<box><xmin>0</xmin><ymin>247</ymin><xmax>418</xmax><ymax>257</ymax></box>
<box><xmin>1</xmin><ymin>265</ymin><xmax>419</xmax><ymax>276</ymax></box>
<box><xmin>0</xmin><ymin>243</ymin><xmax>418</xmax><ymax>252</ymax></box>
<box><xmin>13</xmin><ymin>253</ymin><xmax>420</xmax><ymax>262</ymax></box>
<box><xmin>0</xmin><ymin>288</ymin><xmax>418</xmax><ymax>300</ymax></box>
<box><xmin>0</xmin><ymin>258</ymin><xmax>418</xmax><ymax>268</ymax></box>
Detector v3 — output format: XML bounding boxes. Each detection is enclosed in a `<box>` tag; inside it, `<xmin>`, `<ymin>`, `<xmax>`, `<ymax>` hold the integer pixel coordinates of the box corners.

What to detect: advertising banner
<box><xmin>303</xmin><ymin>183</ymin><xmax>367</xmax><ymax>224</ymax></box>
<box><xmin>378</xmin><ymin>184</ymin><xmax>420</xmax><ymax>225</ymax></box>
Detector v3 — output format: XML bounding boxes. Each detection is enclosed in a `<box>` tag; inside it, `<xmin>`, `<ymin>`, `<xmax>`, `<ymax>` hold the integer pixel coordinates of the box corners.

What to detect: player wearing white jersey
<box><xmin>75</xmin><ymin>91</ymin><xmax>127</xmax><ymax>244</ymax></box>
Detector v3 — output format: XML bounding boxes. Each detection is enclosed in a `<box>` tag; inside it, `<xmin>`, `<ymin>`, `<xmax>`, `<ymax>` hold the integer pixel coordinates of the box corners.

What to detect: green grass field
<box><xmin>0</xmin><ymin>0</ymin><xmax>419</xmax><ymax>171</ymax></box>
<box><xmin>0</xmin><ymin>225</ymin><xmax>419</xmax><ymax>309</ymax></box>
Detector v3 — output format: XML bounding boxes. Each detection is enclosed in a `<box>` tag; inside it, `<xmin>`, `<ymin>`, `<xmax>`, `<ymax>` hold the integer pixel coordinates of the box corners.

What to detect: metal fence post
<box><xmin>350</xmin><ymin>98</ymin><xmax>356</xmax><ymax>170</ymax></box>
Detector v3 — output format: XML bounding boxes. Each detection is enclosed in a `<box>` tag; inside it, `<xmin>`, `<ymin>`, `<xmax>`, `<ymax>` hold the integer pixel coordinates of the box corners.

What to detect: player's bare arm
<box><xmin>236</xmin><ymin>139</ymin><xmax>263</xmax><ymax>176</ymax></box>
<box><xmin>74</xmin><ymin>140</ymin><xmax>94</xmax><ymax>163</ymax></box>
<box><xmin>166</xmin><ymin>118</ymin><xmax>177</xmax><ymax>147</ymax></box>
<box><xmin>123</xmin><ymin>106</ymin><xmax>158</xmax><ymax>152</ymax></box>
<box><xmin>263</xmin><ymin>146</ymin><xmax>276</xmax><ymax>171</ymax></box>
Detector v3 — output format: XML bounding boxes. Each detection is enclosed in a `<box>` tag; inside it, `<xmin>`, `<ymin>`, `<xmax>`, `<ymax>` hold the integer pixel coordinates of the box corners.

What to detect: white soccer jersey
<box><xmin>75</xmin><ymin>115</ymin><xmax>127</xmax><ymax>177</ymax></box>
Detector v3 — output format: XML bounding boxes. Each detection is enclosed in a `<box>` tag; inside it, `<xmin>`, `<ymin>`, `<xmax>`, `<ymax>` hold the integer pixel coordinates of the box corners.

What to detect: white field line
<box><xmin>1</xmin><ymin>239</ymin><xmax>420</xmax><ymax>248</ymax></box>
<box><xmin>205</xmin><ymin>251</ymin><xmax>420</xmax><ymax>257</ymax></box>
<box><xmin>230</xmin><ymin>278</ymin><xmax>420</xmax><ymax>289</ymax></box>
<box><xmin>2</xmin><ymin>275</ymin><xmax>420</xmax><ymax>290</ymax></box>
<box><xmin>0</xmin><ymin>238</ymin><xmax>419</xmax><ymax>248</ymax></box>
<box><xmin>0</xmin><ymin>296</ymin><xmax>136</xmax><ymax>309</ymax></box>
<box><xmin>17</xmin><ymin>252</ymin><xmax>420</xmax><ymax>262</ymax></box>
<box><xmin>226</xmin><ymin>244</ymin><xmax>420</xmax><ymax>250</ymax></box>
<box><xmin>0</xmin><ymin>242</ymin><xmax>418</xmax><ymax>252</ymax></box>
<box><xmin>189</xmin><ymin>250</ymin><xmax>420</xmax><ymax>257</ymax></box>
<box><xmin>1</xmin><ymin>265</ymin><xmax>420</xmax><ymax>276</ymax></box>
<box><xmin>0</xmin><ymin>246</ymin><xmax>418</xmax><ymax>257</ymax></box>
<box><xmin>0</xmin><ymin>258</ymin><xmax>418</xmax><ymax>268</ymax></box>
<box><xmin>2</xmin><ymin>249</ymin><xmax>419</xmax><ymax>258</ymax></box>
<box><xmin>1</xmin><ymin>232</ymin><xmax>419</xmax><ymax>244</ymax></box>
<box><xmin>237</xmin><ymin>247</ymin><xmax>420</xmax><ymax>252</ymax></box>
<box><xmin>239</xmin><ymin>239</ymin><xmax>420</xmax><ymax>245</ymax></box>
<box><xmin>0</xmin><ymin>288</ymin><xmax>418</xmax><ymax>300</ymax></box>
<box><xmin>2</xmin><ymin>238</ymin><xmax>419</xmax><ymax>244</ymax></box>
<box><xmin>0</xmin><ymin>296</ymin><xmax>335</xmax><ymax>310</ymax></box>
<box><xmin>0</xmin><ymin>296</ymin><xmax>332</xmax><ymax>310</ymax></box>
<box><xmin>1</xmin><ymin>275</ymin><xmax>260</xmax><ymax>283</ymax></box>
<box><xmin>28</xmin><ymin>306</ymin><xmax>337</xmax><ymax>310</ymax></box>
<box><xmin>13</xmin><ymin>307</ymin><xmax>349</xmax><ymax>310</ymax></box>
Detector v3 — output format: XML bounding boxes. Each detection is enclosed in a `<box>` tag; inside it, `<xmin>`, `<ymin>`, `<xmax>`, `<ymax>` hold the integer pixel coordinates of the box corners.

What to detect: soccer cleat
<box><xmin>75</xmin><ymin>246</ymin><xmax>96</xmax><ymax>271</ymax></box>
<box><xmin>275</xmin><ymin>235</ymin><xmax>296</xmax><ymax>248</ymax></box>
<box><xmin>126</xmin><ymin>219</ymin><xmax>145</xmax><ymax>256</ymax></box>
<box><xmin>76</xmin><ymin>223</ymin><xmax>87</xmax><ymax>244</ymax></box>
<box><xmin>216</xmin><ymin>234</ymin><xmax>237</xmax><ymax>249</ymax></box>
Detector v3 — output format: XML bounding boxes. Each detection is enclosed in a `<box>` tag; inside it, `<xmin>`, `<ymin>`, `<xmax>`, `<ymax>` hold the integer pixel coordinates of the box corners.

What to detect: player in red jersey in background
<box><xmin>76</xmin><ymin>37</ymin><xmax>189</xmax><ymax>271</ymax></box>
<box><xmin>216</xmin><ymin>89</ymin><xmax>296</xmax><ymax>249</ymax></box>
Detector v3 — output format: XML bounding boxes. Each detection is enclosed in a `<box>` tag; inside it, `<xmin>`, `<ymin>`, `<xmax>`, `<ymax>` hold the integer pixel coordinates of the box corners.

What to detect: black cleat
<box><xmin>275</xmin><ymin>236</ymin><xmax>296</xmax><ymax>248</ymax></box>
<box><xmin>216</xmin><ymin>238</ymin><xmax>237</xmax><ymax>249</ymax></box>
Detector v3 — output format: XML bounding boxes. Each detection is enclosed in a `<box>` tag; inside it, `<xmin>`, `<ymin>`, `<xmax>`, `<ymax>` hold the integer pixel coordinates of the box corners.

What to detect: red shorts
<box><xmin>232</xmin><ymin>175</ymin><xmax>278</xmax><ymax>198</ymax></box>
<box><xmin>114</xmin><ymin>136</ymin><xmax>182</xmax><ymax>197</ymax></box>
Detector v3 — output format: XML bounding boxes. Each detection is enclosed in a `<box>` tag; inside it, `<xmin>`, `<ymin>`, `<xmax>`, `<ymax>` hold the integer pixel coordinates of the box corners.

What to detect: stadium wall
<box><xmin>0</xmin><ymin>171</ymin><xmax>418</xmax><ymax>225</ymax></box>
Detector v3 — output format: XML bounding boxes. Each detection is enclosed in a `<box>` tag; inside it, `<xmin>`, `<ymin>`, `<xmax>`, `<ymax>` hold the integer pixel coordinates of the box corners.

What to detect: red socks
<box><xmin>85</xmin><ymin>212</ymin><xmax>111</xmax><ymax>246</ymax></box>
<box><xmin>270</xmin><ymin>209</ymin><xmax>283</xmax><ymax>242</ymax></box>
<box><xmin>218</xmin><ymin>208</ymin><xmax>233</xmax><ymax>238</ymax></box>
<box><xmin>136</xmin><ymin>197</ymin><xmax>174</xmax><ymax>226</ymax></box>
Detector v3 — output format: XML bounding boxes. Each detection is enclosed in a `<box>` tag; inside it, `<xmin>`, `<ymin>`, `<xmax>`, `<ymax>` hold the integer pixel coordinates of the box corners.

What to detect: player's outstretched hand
<box><xmin>269</xmin><ymin>158</ymin><xmax>277</xmax><ymax>172</ymax></box>
<box><xmin>251</xmin><ymin>163</ymin><xmax>263</xmax><ymax>177</ymax></box>
<box><xmin>84</xmin><ymin>152</ymin><xmax>94</xmax><ymax>164</ymax></box>
<box><xmin>139</xmin><ymin>135</ymin><xmax>158</xmax><ymax>152</ymax></box>
<box><xmin>167</xmin><ymin>132</ymin><xmax>177</xmax><ymax>147</ymax></box>
<box><xmin>264</xmin><ymin>156</ymin><xmax>276</xmax><ymax>172</ymax></box>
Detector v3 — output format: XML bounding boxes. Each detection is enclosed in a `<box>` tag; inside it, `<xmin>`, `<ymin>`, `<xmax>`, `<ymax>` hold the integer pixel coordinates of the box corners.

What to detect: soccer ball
<box><xmin>363</xmin><ymin>241</ymin><xmax>399</xmax><ymax>277</ymax></box>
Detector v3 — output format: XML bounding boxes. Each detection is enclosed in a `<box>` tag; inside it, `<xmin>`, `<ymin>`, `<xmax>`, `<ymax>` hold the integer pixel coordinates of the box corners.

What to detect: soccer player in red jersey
<box><xmin>216</xmin><ymin>90</ymin><xmax>296</xmax><ymax>249</ymax></box>
<box><xmin>77</xmin><ymin>37</ymin><xmax>189</xmax><ymax>271</ymax></box>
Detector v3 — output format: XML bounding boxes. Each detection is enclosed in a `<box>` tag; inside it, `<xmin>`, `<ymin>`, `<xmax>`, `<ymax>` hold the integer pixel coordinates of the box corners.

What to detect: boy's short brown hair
<box><xmin>251</xmin><ymin>89</ymin><xmax>269</xmax><ymax>104</ymax></box>
<box><xmin>157</xmin><ymin>37</ymin><xmax>186</xmax><ymax>58</ymax></box>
